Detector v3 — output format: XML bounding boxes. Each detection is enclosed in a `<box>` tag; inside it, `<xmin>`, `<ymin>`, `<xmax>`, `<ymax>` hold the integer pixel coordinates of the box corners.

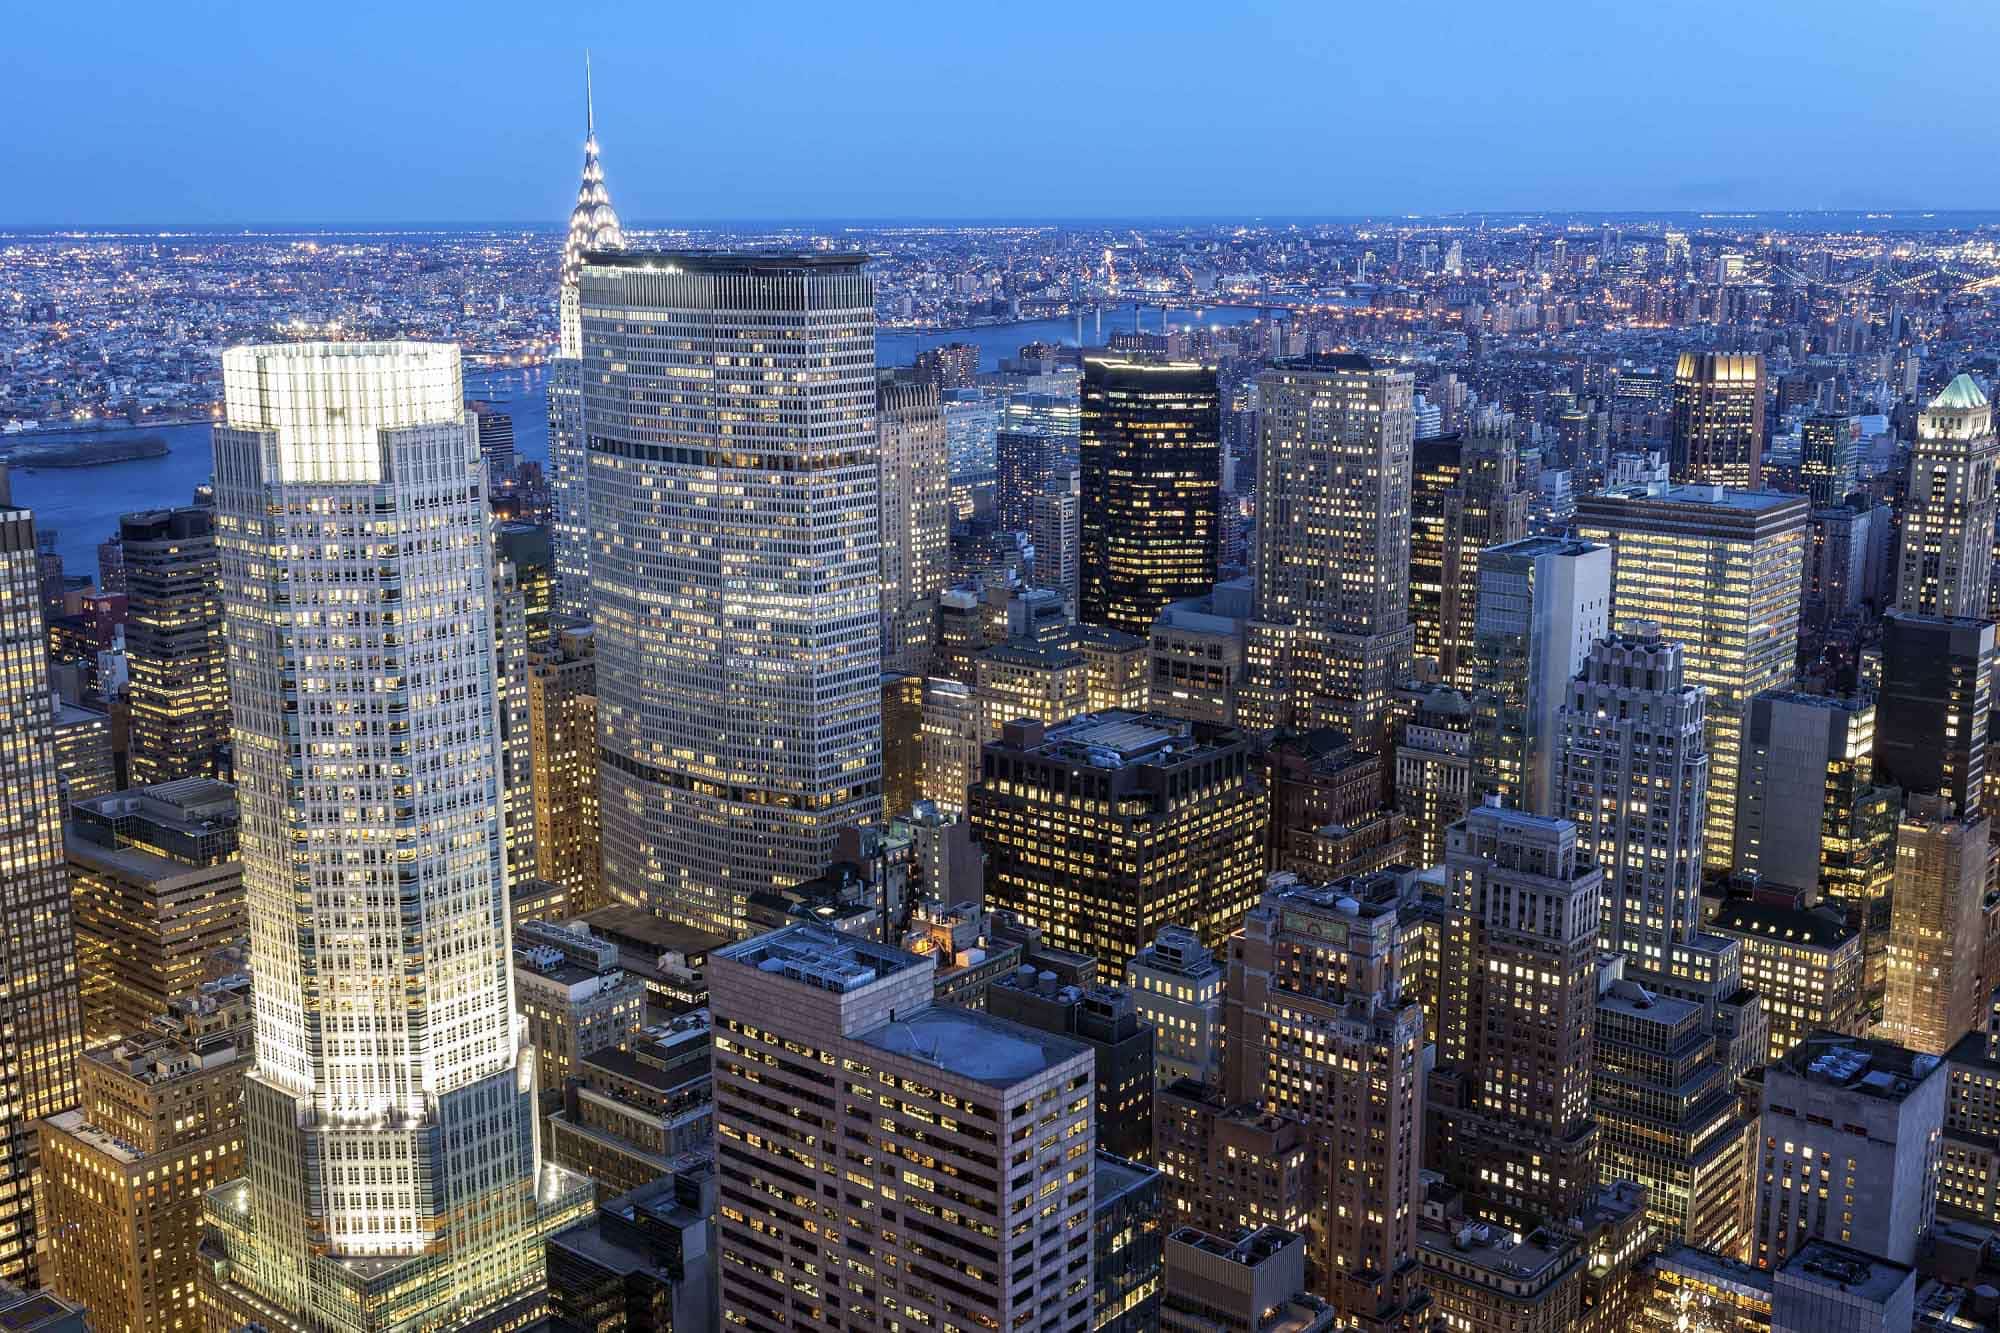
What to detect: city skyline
<box><xmin>7</xmin><ymin>3</ymin><xmax>2000</xmax><ymax>225</ymax></box>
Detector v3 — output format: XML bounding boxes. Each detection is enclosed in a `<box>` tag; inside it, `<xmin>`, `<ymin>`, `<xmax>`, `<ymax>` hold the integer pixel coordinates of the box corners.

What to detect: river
<box><xmin>10</xmin><ymin>302</ymin><xmax>1269</xmax><ymax>574</ymax></box>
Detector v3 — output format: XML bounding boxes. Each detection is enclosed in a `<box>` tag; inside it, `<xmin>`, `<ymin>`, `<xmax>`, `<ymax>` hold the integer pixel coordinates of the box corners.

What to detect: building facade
<box><xmin>1896</xmin><ymin>375</ymin><xmax>1999</xmax><ymax>618</ymax></box>
<box><xmin>1575</xmin><ymin>483</ymin><xmax>1806</xmax><ymax>869</ymax></box>
<box><xmin>1252</xmin><ymin>356</ymin><xmax>1415</xmax><ymax>746</ymax></box>
<box><xmin>1670</xmin><ymin>352</ymin><xmax>1766</xmax><ymax>489</ymax></box>
<box><xmin>583</xmin><ymin>253</ymin><xmax>881</xmax><ymax>935</ymax></box>
<box><xmin>200</xmin><ymin>342</ymin><xmax>590</xmax><ymax>1331</ymax></box>
<box><xmin>121</xmin><ymin>506</ymin><xmax>229</xmax><ymax>786</ymax></box>
<box><xmin>1080</xmin><ymin>358</ymin><xmax>1221</xmax><ymax>635</ymax></box>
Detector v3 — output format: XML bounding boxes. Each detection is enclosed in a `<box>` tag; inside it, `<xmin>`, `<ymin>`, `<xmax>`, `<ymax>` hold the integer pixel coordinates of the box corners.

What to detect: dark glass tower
<box><xmin>1876</xmin><ymin>610</ymin><xmax>1993</xmax><ymax>817</ymax></box>
<box><xmin>121</xmin><ymin>506</ymin><xmax>229</xmax><ymax>787</ymax></box>
<box><xmin>1079</xmin><ymin>358</ymin><xmax>1220</xmax><ymax>635</ymax></box>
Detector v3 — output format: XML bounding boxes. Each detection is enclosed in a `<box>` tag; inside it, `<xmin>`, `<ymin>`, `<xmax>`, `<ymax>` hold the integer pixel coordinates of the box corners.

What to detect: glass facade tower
<box><xmin>582</xmin><ymin>253</ymin><xmax>882</xmax><ymax>937</ymax></box>
<box><xmin>199</xmin><ymin>341</ymin><xmax>589</xmax><ymax>1332</ymax></box>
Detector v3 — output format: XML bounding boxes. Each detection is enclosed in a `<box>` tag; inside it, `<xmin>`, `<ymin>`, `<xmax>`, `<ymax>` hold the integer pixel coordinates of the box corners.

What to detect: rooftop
<box><xmin>1931</xmin><ymin>373</ymin><xmax>1989</xmax><ymax>411</ymax></box>
<box><xmin>1581</xmin><ymin>483</ymin><xmax>1810</xmax><ymax>514</ymax></box>
<box><xmin>581</xmin><ymin>248</ymin><xmax>868</xmax><ymax>274</ymax></box>
<box><xmin>1095</xmin><ymin>1151</ymin><xmax>1161</xmax><ymax>1208</ymax></box>
<box><xmin>1779</xmin><ymin>1240</ymin><xmax>1913</xmax><ymax>1304</ymax></box>
<box><xmin>1016</xmin><ymin>709</ymin><xmax>1235</xmax><ymax>769</ymax></box>
<box><xmin>717</xmin><ymin>924</ymin><xmax>921</xmax><ymax>995</ymax></box>
<box><xmin>1709</xmin><ymin>899</ymin><xmax>1856</xmax><ymax>951</ymax></box>
<box><xmin>857</xmin><ymin>1003</ymin><xmax>1090</xmax><ymax>1088</ymax></box>
<box><xmin>1777</xmin><ymin>1033</ymin><xmax>1942</xmax><ymax>1101</ymax></box>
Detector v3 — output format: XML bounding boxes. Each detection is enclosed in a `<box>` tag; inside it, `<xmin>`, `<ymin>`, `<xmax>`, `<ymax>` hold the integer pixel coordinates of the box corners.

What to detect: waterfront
<box><xmin>9</xmin><ymin>303</ymin><xmax>1262</xmax><ymax>573</ymax></box>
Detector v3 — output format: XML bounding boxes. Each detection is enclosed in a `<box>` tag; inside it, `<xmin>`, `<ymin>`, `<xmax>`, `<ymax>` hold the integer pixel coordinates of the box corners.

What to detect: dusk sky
<box><xmin>7</xmin><ymin>0</ymin><xmax>1997</xmax><ymax>225</ymax></box>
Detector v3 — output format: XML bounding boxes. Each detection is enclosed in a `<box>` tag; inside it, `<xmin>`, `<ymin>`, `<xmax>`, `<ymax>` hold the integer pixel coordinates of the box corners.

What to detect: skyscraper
<box><xmin>122</xmin><ymin>506</ymin><xmax>229</xmax><ymax>786</ymax></box>
<box><xmin>1432</xmin><ymin>803</ymin><xmax>1602</xmax><ymax>1230</ymax></box>
<box><xmin>709</xmin><ymin>926</ymin><xmax>1097</xmax><ymax>1331</ymax></box>
<box><xmin>548</xmin><ymin>62</ymin><xmax>623</xmax><ymax>625</ymax></box>
<box><xmin>1896</xmin><ymin>375</ymin><xmax>1998</xmax><ymax>618</ymax></box>
<box><xmin>200</xmin><ymin>341</ymin><xmax>590</xmax><ymax>1329</ymax></box>
<box><xmin>0</xmin><ymin>500</ymin><xmax>84</xmax><ymax>1285</ymax></box>
<box><xmin>1252</xmin><ymin>355</ymin><xmax>1415</xmax><ymax>745</ymax></box>
<box><xmin>584</xmin><ymin>253</ymin><xmax>881</xmax><ymax>935</ymax></box>
<box><xmin>1874</xmin><ymin>611</ymin><xmax>1993</xmax><ymax>816</ymax></box>
<box><xmin>1800</xmin><ymin>414</ymin><xmax>1857</xmax><ymax>509</ymax></box>
<box><xmin>1556</xmin><ymin>627</ymin><xmax>1708</xmax><ymax>977</ymax></box>
<box><xmin>1409</xmin><ymin>436</ymin><xmax>1462</xmax><ymax>677</ymax></box>
<box><xmin>1882</xmin><ymin>795</ymin><xmax>1991</xmax><ymax>1056</ymax></box>
<box><xmin>529</xmin><ymin>626</ymin><xmax>605</xmax><ymax>914</ymax></box>
<box><xmin>1670</xmin><ymin>351</ymin><xmax>1765</xmax><ymax>489</ymax></box>
<box><xmin>1442</xmin><ymin>415</ymin><xmax>1529</xmax><ymax>686</ymax></box>
<box><xmin>969</xmin><ymin>712</ymin><xmax>1265</xmax><ymax>969</ymax></box>
<box><xmin>1080</xmin><ymin>358</ymin><xmax>1221</xmax><ymax>635</ymax></box>
<box><xmin>1222</xmin><ymin>873</ymin><xmax>1428</xmax><ymax>1328</ymax></box>
<box><xmin>877</xmin><ymin>374</ymin><xmax>951</xmax><ymax>674</ymax></box>
<box><xmin>1463</xmin><ymin>536</ymin><xmax>1610</xmax><ymax>814</ymax></box>
<box><xmin>66</xmin><ymin>777</ymin><xmax>243</xmax><ymax>1042</ymax></box>
<box><xmin>1575</xmin><ymin>483</ymin><xmax>1807</xmax><ymax>868</ymax></box>
<box><xmin>43</xmin><ymin>988</ymin><xmax>250</xmax><ymax>1333</ymax></box>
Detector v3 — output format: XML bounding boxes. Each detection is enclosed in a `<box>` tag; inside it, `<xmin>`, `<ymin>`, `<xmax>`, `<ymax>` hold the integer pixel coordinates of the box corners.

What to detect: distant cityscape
<box><xmin>8</xmin><ymin>41</ymin><xmax>2000</xmax><ymax>1333</ymax></box>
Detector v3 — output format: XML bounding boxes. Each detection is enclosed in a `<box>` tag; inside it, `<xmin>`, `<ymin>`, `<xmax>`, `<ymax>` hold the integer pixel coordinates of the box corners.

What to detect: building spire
<box><xmin>561</xmin><ymin>54</ymin><xmax>622</xmax><ymax>291</ymax></box>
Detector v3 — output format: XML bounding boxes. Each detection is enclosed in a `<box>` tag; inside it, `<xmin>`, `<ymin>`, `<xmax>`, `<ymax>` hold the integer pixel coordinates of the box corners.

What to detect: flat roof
<box><xmin>1710</xmin><ymin>900</ymin><xmax>1856</xmax><ymax>951</ymax></box>
<box><xmin>1095</xmin><ymin>1151</ymin><xmax>1161</xmax><ymax>1207</ymax></box>
<box><xmin>1777</xmin><ymin>1034</ymin><xmax>1941</xmax><ymax>1101</ymax></box>
<box><xmin>582</xmin><ymin>248</ymin><xmax>867</xmax><ymax>273</ymax></box>
<box><xmin>857</xmin><ymin>1004</ymin><xmax>1089</xmax><ymax>1088</ymax></box>
<box><xmin>1580</xmin><ymin>483</ymin><xmax>1809</xmax><ymax>514</ymax></box>
<box><xmin>1779</xmin><ymin>1240</ymin><xmax>1912</xmax><ymax>1303</ymax></box>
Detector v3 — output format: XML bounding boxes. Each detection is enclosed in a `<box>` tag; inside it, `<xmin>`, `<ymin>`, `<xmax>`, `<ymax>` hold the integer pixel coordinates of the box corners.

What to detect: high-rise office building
<box><xmin>1392</xmin><ymin>684</ymin><xmax>1475</xmax><ymax>868</ymax></box>
<box><xmin>66</xmin><ymin>777</ymin><xmax>243</xmax><ymax>1042</ymax></box>
<box><xmin>43</xmin><ymin>987</ymin><xmax>251</xmax><ymax>1333</ymax></box>
<box><xmin>1875</xmin><ymin>611</ymin><xmax>1993</xmax><ymax>815</ymax></box>
<box><xmin>1127</xmin><ymin>925</ymin><xmax>1225</xmax><ymax>1088</ymax></box>
<box><xmin>972</xmin><ymin>639</ymin><xmax>1089</xmax><ymax>745</ymax></box>
<box><xmin>1029</xmin><ymin>475</ymin><xmax>1081</xmax><ymax>614</ymax></box>
<box><xmin>1882</xmin><ymin>794</ymin><xmax>1991</xmax><ymax>1056</ymax></box>
<box><xmin>1410</xmin><ymin>437</ymin><xmax>1463</xmax><ymax>677</ymax></box>
<box><xmin>1708</xmin><ymin>890</ymin><xmax>1862</xmax><ymax>1064</ymax></box>
<box><xmin>1442</xmin><ymin>416</ymin><xmax>1529</xmax><ymax>686</ymax></box>
<box><xmin>1432</xmin><ymin>804</ymin><xmax>1602</xmax><ymax>1229</ymax></box>
<box><xmin>1556</xmin><ymin>627</ymin><xmax>1708</xmax><ymax>976</ymax></box>
<box><xmin>1161</xmin><ymin>1227</ymin><xmax>1334</xmax><ymax>1333</ymax></box>
<box><xmin>1463</xmin><ymin>536</ymin><xmax>1610</xmax><ymax>814</ymax></box>
<box><xmin>878</xmin><ymin>374</ymin><xmax>951</xmax><ymax>674</ymax></box>
<box><xmin>121</xmin><ymin>506</ymin><xmax>228</xmax><ymax>786</ymax></box>
<box><xmin>1735</xmin><ymin>691</ymin><xmax>1898</xmax><ymax>1011</ymax></box>
<box><xmin>1670</xmin><ymin>351</ymin><xmax>1765</xmax><ymax>489</ymax></box>
<box><xmin>584</xmin><ymin>253</ymin><xmax>881</xmax><ymax>935</ymax></box>
<box><xmin>548</xmin><ymin>66</ymin><xmax>623</xmax><ymax>624</ymax></box>
<box><xmin>1222</xmin><ymin>874</ymin><xmax>1428</xmax><ymax>1328</ymax></box>
<box><xmin>1592</xmin><ymin>971</ymin><xmax>1755</xmax><ymax>1252</ymax></box>
<box><xmin>528</xmin><ymin>625</ymin><xmax>605</xmax><ymax>914</ymax></box>
<box><xmin>709</xmin><ymin>926</ymin><xmax>1097</xmax><ymax>1331</ymax></box>
<box><xmin>997</xmin><ymin>393</ymin><xmax>1082</xmax><ymax>530</ymax></box>
<box><xmin>988</xmin><ymin>972</ymin><xmax>1155</xmax><ymax>1162</ymax></box>
<box><xmin>494</xmin><ymin>554</ymin><xmax>538</xmax><ymax>884</ymax></box>
<box><xmin>495</xmin><ymin>520</ymin><xmax>554</xmax><ymax>645</ymax></box>
<box><xmin>1752</xmin><ymin>1033</ymin><xmax>1945</xmax><ymax>1269</ymax></box>
<box><xmin>1896</xmin><ymin>375</ymin><xmax>1998</xmax><ymax>617</ymax></box>
<box><xmin>1080</xmin><ymin>358</ymin><xmax>1221</xmax><ymax>635</ymax></box>
<box><xmin>1800</xmin><ymin>414</ymin><xmax>1857</xmax><ymax>509</ymax></box>
<box><xmin>1575</xmin><ymin>483</ymin><xmax>1807</xmax><ymax>869</ymax></box>
<box><xmin>969</xmin><ymin>712</ymin><xmax>1266</xmax><ymax>969</ymax></box>
<box><xmin>1252</xmin><ymin>356</ymin><xmax>1415</xmax><ymax>745</ymax></box>
<box><xmin>200</xmin><ymin>341</ymin><xmax>590</xmax><ymax>1329</ymax></box>
<box><xmin>471</xmin><ymin>401</ymin><xmax>518</xmax><ymax>488</ymax></box>
<box><xmin>0</xmin><ymin>500</ymin><xmax>84</xmax><ymax>1285</ymax></box>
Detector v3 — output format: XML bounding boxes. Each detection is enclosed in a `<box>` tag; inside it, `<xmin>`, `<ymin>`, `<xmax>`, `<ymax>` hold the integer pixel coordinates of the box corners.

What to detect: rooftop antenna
<box><xmin>585</xmin><ymin>50</ymin><xmax>596</xmax><ymax>141</ymax></box>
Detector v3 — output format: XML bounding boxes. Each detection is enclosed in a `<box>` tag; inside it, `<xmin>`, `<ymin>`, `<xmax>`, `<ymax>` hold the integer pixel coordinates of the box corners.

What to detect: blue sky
<box><xmin>5</xmin><ymin>0</ymin><xmax>1996</xmax><ymax>224</ymax></box>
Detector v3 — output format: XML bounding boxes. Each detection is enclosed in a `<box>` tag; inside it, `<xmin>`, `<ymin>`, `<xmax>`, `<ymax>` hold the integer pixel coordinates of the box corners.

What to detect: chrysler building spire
<box><xmin>560</xmin><ymin>53</ymin><xmax>623</xmax><ymax>293</ymax></box>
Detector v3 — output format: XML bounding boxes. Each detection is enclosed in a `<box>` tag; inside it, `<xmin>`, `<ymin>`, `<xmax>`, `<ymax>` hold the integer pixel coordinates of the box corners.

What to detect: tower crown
<box><xmin>561</xmin><ymin>53</ymin><xmax>623</xmax><ymax>288</ymax></box>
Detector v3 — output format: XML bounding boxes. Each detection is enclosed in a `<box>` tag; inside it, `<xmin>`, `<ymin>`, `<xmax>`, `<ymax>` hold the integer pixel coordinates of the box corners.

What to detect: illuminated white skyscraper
<box><xmin>548</xmin><ymin>60</ymin><xmax>623</xmax><ymax>626</ymax></box>
<box><xmin>1897</xmin><ymin>375</ymin><xmax>1998</xmax><ymax>618</ymax></box>
<box><xmin>584</xmin><ymin>253</ymin><xmax>882</xmax><ymax>936</ymax></box>
<box><xmin>200</xmin><ymin>342</ymin><xmax>589</xmax><ymax>1331</ymax></box>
